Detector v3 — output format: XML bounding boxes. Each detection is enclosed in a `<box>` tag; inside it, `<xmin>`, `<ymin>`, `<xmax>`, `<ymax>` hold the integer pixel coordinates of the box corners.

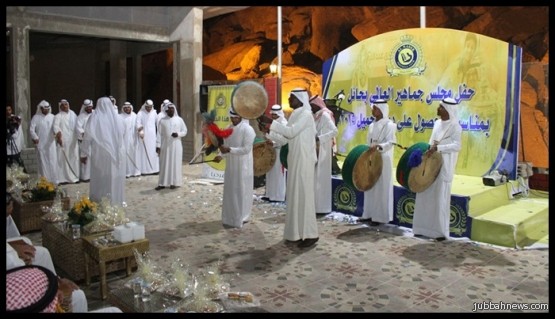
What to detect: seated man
<box><xmin>6</xmin><ymin>192</ymin><xmax>89</xmax><ymax>312</ymax></box>
<box><xmin>6</xmin><ymin>265</ymin><xmax>122</xmax><ymax>313</ymax></box>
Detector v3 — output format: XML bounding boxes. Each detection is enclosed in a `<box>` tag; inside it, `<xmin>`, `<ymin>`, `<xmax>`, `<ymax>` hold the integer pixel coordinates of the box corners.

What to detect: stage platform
<box><xmin>331</xmin><ymin>172</ymin><xmax>549</xmax><ymax>249</ymax></box>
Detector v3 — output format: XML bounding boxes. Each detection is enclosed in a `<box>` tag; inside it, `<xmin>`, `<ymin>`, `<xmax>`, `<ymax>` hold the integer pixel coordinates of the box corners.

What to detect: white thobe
<box><xmin>264</xmin><ymin>117</ymin><xmax>288</xmax><ymax>202</ymax></box>
<box><xmin>412</xmin><ymin>119</ymin><xmax>462</xmax><ymax>239</ymax></box>
<box><xmin>53</xmin><ymin>110</ymin><xmax>80</xmax><ymax>183</ymax></box>
<box><xmin>6</xmin><ymin>216</ymin><xmax>57</xmax><ymax>275</ymax></box>
<box><xmin>221</xmin><ymin>120</ymin><xmax>256</xmax><ymax>228</ymax></box>
<box><xmin>136</xmin><ymin>109</ymin><xmax>160</xmax><ymax>174</ymax></box>
<box><xmin>120</xmin><ymin>111</ymin><xmax>141</xmax><ymax>177</ymax></box>
<box><xmin>81</xmin><ymin>117</ymin><xmax>127</xmax><ymax>206</ymax></box>
<box><xmin>270</xmin><ymin>106</ymin><xmax>318</xmax><ymax>241</ymax></box>
<box><xmin>6</xmin><ymin>218</ymin><xmax>88</xmax><ymax>312</ymax></box>
<box><xmin>75</xmin><ymin>111</ymin><xmax>92</xmax><ymax>181</ymax></box>
<box><xmin>156</xmin><ymin>115</ymin><xmax>187</xmax><ymax>187</ymax></box>
<box><xmin>361</xmin><ymin>118</ymin><xmax>396</xmax><ymax>223</ymax></box>
<box><xmin>30</xmin><ymin>113</ymin><xmax>59</xmax><ymax>184</ymax></box>
<box><xmin>313</xmin><ymin>110</ymin><xmax>338</xmax><ymax>214</ymax></box>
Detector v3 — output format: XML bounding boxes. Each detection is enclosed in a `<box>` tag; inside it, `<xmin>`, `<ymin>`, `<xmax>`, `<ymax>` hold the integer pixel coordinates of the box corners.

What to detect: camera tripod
<box><xmin>6</xmin><ymin>132</ymin><xmax>27</xmax><ymax>172</ymax></box>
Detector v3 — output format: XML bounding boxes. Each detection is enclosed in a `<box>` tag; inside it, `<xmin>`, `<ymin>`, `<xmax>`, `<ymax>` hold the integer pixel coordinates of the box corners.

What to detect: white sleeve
<box><xmin>6</xmin><ymin>243</ymin><xmax>25</xmax><ymax>270</ymax></box>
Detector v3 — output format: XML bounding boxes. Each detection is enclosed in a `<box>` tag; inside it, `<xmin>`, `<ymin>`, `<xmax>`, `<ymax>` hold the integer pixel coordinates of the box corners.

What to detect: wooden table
<box><xmin>42</xmin><ymin>221</ymin><xmax>127</xmax><ymax>282</ymax></box>
<box><xmin>82</xmin><ymin>235</ymin><xmax>149</xmax><ymax>300</ymax></box>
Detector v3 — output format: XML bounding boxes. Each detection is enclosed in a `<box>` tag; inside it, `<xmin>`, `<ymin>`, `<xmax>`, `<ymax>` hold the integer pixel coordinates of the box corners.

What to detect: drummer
<box><xmin>412</xmin><ymin>97</ymin><xmax>462</xmax><ymax>241</ymax></box>
<box><xmin>309</xmin><ymin>95</ymin><xmax>338</xmax><ymax>215</ymax></box>
<box><xmin>260</xmin><ymin>104</ymin><xmax>288</xmax><ymax>202</ymax></box>
<box><xmin>359</xmin><ymin>99</ymin><xmax>397</xmax><ymax>226</ymax></box>
<box><xmin>213</xmin><ymin>108</ymin><xmax>256</xmax><ymax>228</ymax></box>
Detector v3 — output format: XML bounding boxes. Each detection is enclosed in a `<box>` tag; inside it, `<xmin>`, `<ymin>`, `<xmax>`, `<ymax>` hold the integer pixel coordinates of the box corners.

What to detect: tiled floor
<box><xmin>26</xmin><ymin>165</ymin><xmax>549</xmax><ymax>313</ymax></box>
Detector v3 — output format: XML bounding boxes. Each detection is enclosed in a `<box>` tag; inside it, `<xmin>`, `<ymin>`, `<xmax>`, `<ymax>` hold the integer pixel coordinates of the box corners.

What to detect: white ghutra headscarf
<box><xmin>87</xmin><ymin>96</ymin><xmax>125</xmax><ymax>164</ymax></box>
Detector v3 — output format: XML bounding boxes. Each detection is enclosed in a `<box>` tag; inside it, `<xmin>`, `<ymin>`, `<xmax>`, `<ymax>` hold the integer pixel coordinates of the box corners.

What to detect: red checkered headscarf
<box><xmin>6</xmin><ymin>265</ymin><xmax>60</xmax><ymax>313</ymax></box>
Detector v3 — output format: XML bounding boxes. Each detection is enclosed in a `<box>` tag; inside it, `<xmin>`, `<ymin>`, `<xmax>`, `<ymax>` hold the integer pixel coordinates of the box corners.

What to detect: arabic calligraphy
<box><xmin>344</xmin><ymin>84</ymin><xmax>477</xmax><ymax>106</ymax></box>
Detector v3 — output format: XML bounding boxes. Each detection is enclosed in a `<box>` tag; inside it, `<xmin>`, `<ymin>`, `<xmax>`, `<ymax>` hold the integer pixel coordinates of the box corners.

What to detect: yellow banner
<box><xmin>323</xmin><ymin>28</ymin><xmax>520</xmax><ymax>177</ymax></box>
<box><xmin>203</xmin><ymin>84</ymin><xmax>235</xmax><ymax>176</ymax></box>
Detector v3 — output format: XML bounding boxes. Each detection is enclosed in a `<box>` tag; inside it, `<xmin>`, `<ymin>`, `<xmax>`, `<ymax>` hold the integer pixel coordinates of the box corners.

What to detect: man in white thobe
<box><xmin>75</xmin><ymin>99</ymin><xmax>94</xmax><ymax>182</ymax></box>
<box><xmin>156</xmin><ymin>99</ymin><xmax>171</xmax><ymax>127</ymax></box>
<box><xmin>309</xmin><ymin>95</ymin><xmax>338</xmax><ymax>214</ymax></box>
<box><xmin>412</xmin><ymin>97</ymin><xmax>462</xmax><ymax>241</ymax></box>
<box><xmin>30</xmin><ymin>100</ymin><xmax>59</xmax><ymax>185</ymax></box>
<box><xmin>261</xmin><ymin>104</ymin><xmax>288</xmax><ymax>202</ymax></box>
<box><xmin>155</xmin><ymin>102</ymin><xmax>187</xmax><ymax>190</ymax></box>
<box><xmin>80</xmin><ymin>97</ymin><xmax>126</xmax><ymax>206</ymax></box>
<box><xmin>360</xmin><ymin>99</ymin><xmax>397</xmax><ymax>226</ymax></box>
<box><xmin>214</xmin><ymin>108</ymin><xmax>256</xmax><ymax>229</ymax></box>
<box><xmin>53</xmin><ymin>99</ymin><xmax>79</xmax><ymax>184</ymax></box>
<box><xmin>120</xmin><ymin>101</ymin><xmax>141</xmax><ymax>178</ymax></box>
<box><xmin>262</xmin><ymin>88</ymin><xmax>319</xmax><ymax>248</ymax></box>
<box><xmin>136</xmin><ymin>99</ymin><xmax>159</xmax><ymax>175</ymax></box>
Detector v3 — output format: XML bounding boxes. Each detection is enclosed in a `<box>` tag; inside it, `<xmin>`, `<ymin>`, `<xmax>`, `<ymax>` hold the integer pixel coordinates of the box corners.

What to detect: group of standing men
<box><xmin>224</xmin><ymin>86</ymin><xmax>461</xmax><ymax>248</ymax></box>
<box><xmin>359</xmin><ymin>97</ymin><xmax>462</xmax><ymax>241</ymax></box>
<box><xmin>214</xmin><ymin>87</ymin><xmax>339</xmax><ymax>249</ymax></box>
<box><xmin>15</xmin><ymin>96</ymin><xmax>187</xmax><ymax>207</ymax></box>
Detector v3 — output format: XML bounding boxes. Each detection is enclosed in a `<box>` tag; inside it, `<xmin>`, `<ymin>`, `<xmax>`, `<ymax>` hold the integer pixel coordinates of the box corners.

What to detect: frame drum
<box><xmin>342</xmin><ymin>145</ymin><xmax>383</xmax><ymax>191</ymax></box>
<box><xmin>253</xmin><ymin>137</ymin><xmax>276</xmax><ymax>177</ymax></box>
<box><xmin>396</xmin><ymin>142</ymin><xmax>443</xmax><ymax>193</ymax></box>
<box><xmin>231</xmin><ymin>81</ymin><xmax>268</xmax><ymax>119</ymax></box>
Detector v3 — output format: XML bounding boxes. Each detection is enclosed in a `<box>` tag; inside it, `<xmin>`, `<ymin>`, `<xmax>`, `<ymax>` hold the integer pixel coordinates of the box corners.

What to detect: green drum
<box><xmin>280</xmin><ymin>144</ymin><xmax>289</xmax><ymax>169</ymax></box>
<box><xmin>396</xmin><ymin>142</ymin><xmax>442</xmax><ymax>193</ymax></box>
<box><xmin>341</xmin><ymin>144</ymin><xmax>370</xmax><ymax>189</ymax></box>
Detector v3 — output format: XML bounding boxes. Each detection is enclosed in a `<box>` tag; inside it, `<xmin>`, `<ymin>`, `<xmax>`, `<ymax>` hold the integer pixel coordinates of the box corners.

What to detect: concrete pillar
<box><xmin>170</xmin><ymin>8</ymin><xmax>204</xmax><ymax>162</ymax></box>
<box><xmin>109</xmin><ymin>40</ymin><xmax>127</xmax><ymax>109</ymax></box>
<box><xmin>134</xmin><ymin>55</ymin><xmax>142</xmax><ymax>108</ymax></box>
<box><xmin>10</xmin><ymin>24</ymin><xmax>32</xmax><ymax>149</ymax></box>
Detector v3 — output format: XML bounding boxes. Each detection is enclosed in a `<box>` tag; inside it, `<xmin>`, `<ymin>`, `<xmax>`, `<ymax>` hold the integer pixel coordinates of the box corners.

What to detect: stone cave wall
<box><xmin>202</xmin><ymin>6</ymin><xmax>549</xmax><ymax>169</ymax></box>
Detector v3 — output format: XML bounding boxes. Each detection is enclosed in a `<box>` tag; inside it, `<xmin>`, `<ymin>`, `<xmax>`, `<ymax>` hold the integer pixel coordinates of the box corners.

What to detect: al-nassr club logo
<box><xmin>215</xmin><ymin>93</ymin><xmax>227</xmax><ymax>109</ymax></box>
<box><xmin>387</xmin><ymin>34</ymin><xmax>426</xmax><ymax>76</ymax></box>
<box><xmin>333</xmin><ymin>184</ymin><xmax>357</xmax><ymax>212</ymax></box>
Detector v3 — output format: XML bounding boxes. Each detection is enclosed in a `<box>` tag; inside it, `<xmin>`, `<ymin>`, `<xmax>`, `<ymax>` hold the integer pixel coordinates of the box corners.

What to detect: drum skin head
<box><xmin>342</xmin><ymin>144</ymin><xmax>369</xmax><ymax>189</ymax></box>
<box><xmin>232</xmin><ymin>81</ymin><xmax>268</xmax><ymax>119</ymax></box>
<box><xmin>407</xmin><ymin>151</ymin><xmax>443</xmax><ymax>193</ymax></box>
<box><xmin>253</xmin><ymin>140</ymin><xmax>276</xmax><ymax>176</ymax></box>
<box><xmin>352</xmin><ymin>148</ymin><xmax>383</xmax><ymax>191</ymax></box>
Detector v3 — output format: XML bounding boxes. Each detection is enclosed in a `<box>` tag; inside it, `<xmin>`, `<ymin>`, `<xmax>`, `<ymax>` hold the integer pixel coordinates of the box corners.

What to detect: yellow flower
<box><xmin>68</xmin><ymin>196</ymin><xmax>97</xmax><ymax>226</ymax></box>
<box><xmin>29</xmin><ymin>176</ymin><xmax>57</xmax><ymax>202</ymax></box>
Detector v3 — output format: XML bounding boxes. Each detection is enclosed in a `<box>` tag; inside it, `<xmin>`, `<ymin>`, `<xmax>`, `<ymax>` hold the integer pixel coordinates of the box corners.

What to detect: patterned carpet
<box><xmin>26</xmin><ymin>165</ymin><xmax>549</xmax><ymax>313</ymax></box>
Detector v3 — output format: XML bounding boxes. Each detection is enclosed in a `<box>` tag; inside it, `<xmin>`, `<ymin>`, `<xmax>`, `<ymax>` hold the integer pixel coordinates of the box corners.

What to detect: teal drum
<box><xmin>341</xmin><ymin>145</ymin><xmax>369</xmax><ymax>190</ymax></box>
<box><xmin>280</xmin><ymin>144</ymin><xmax>289</xmax><ymax>169</ymax></box>
<box><xmin>396</xmin><ymin>142</ymin><xmax>443</xmax><ymax>193</ymax></box>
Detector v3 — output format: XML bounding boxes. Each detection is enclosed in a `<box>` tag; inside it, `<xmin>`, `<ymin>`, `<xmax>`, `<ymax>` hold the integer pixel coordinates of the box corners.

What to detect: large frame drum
<box><xmin>341</xmin><ymin>145</ymin><xmax>383</xmax><ymax>191</ymax></box>
<box><xmin>253</xmin><ymin>137</ymin><xmax>276</xmax><ymax>177</ymax></box>
<box><xmin>396</xmin><ymin>142</ymin><xmax>443</xmax><ymax>193</ymax></box>
<box><xmin>231</xmin><ymin>81</ymin><xmax>268</xmax><ymax>119</ymax></box>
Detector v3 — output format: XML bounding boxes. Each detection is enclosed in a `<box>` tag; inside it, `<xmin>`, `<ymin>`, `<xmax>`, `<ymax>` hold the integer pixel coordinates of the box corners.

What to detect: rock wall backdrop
<box><xmin>202</xmin><ymin>6</ymin><xmax>548</xmax><ymax>170</ymax></box>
